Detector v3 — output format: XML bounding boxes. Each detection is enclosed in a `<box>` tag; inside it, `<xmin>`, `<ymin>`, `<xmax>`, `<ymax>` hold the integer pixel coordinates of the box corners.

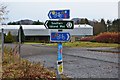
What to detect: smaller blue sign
<box><xmin>48</xmin><ymin>10</ymin><xmax>70</xmax><ymax>19</ymax></box>
<box><xmin>58</xmin><ymin>43</ymin><xmax>62</xmax><ymax>61</ymax></box>
<box><xmin>50</xmin><ymin>32</ymin><xmax>70</xmax><ymax>42</ymax></box>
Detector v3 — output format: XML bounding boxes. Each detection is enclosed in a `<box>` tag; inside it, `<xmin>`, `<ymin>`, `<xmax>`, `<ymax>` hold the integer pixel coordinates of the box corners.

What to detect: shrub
<box><xmin>80</xmin><ymin>32</ymin><xmax>120</xmax><ymax>44</ymax></box>
<box><xmin>3</xmin><ymin>46</ymin><xmax>56</xmax><ymax>79</ymax></box>
<box><xmin>94</xmin><ymin>32</ymin><xmax>120</xmax><ymax>43</ymax></box>
<box><xmin>5</xmin><ymin>31</ymin><xmax>14</xmax><ymax>43</ymax></box>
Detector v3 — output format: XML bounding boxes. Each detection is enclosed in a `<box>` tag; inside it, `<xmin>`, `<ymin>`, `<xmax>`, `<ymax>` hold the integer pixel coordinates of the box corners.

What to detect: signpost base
<box><xmin>57</xmin><ymin>60</ymin><xmax>63</xmax><ymax>75</ymax></box>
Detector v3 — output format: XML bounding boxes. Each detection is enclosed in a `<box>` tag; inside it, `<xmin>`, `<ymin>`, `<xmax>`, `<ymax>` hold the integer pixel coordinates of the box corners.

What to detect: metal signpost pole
<box><xmin>57</xmin><ymin>42</ymin><xmax>62</xmax><ymax>80</ymax></box>
<box><xmin>18</xmin><ymin>27</ymin><xmax>21</xmax><ymax>61</ymax></box>
<box><xmin>57</xmin><ymin>17</ymin><xmax>63</xmax><ymax>80</ymax></box>
<box><xmin>1</xmin><ymin>28</ymin><xmax>4</xmax><ymax>62</ymax></box>
<box><xmin>1</xmin><ymin>28</ymin><xmax>4</xmax><ymax>79</ymax></box>
<box><xmin>57</xmin><ymin>30</ymin><xmax>63</xmax><ymax>80</ymax></box>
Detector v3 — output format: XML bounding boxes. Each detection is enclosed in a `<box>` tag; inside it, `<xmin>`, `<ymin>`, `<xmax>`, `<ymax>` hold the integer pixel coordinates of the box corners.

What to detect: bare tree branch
<box><xmin>0</xmin><ymin>3</ymin><xmax>9</xmax><ymax>22</ymax></box>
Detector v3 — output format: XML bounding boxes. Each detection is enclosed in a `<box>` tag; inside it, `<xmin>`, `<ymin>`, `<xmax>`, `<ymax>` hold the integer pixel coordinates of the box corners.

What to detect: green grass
<box><xmin>24</xmin><ymin>42</ymin><xmax>47</xmax><ymax>45</ymax></box>
<box><xmin>24</xmin><ymin>41</ymin><xmax>118</xmax><ymax>48</ymax></box>
<box><xmin>45</xmin><ymin>41</ymin><xmax>118</xmax><ymax>48</ymax></box>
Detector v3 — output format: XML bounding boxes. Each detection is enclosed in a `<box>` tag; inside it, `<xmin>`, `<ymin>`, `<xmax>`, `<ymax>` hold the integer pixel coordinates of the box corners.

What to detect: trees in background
<box><xmin>106</xmin><ymin>20</ymin><xmax>112</xmax><ymax>31</ymax></box>
<box><xmin>76</xmin><ymin>18</ymin><xmax>119</xmax><ymax>35</ymax></box>
<box><xmin>93</xmin><ymin>18</ymin><xmax>119</xmax><ymax>35</ymax></box>
<box><xmin>7</xmin><ymin>17</ymin><xmax>120</xmax><ymax>36</ymax></box>
<box><xmin>33</xmin><ymin>20</ymin><xmax>44</xmax><ymax>25</ymax></box>
<box><xmin>79</xmin><ymin>18</ymin><xmax>89</xmax><ymax>24</ymax></box>
<box><xmin>73</xmin><ymin>18</ymin><xmax>119</xmax><ymax>35</ymax></box>
<box><xmin>4</xmin><ymin>25</ymin><xmax>25</xmax><ymax>43</ymax></box>
<box><xmin>109</xmin><ymin>19</ymin><xmax>120</xmax><ymax>32</ymax></box>
<box><xmin>8</xmin><ymin>22</ymin><xmax>20</xmax><ymax>25</ymax></box>
<box><xmin>8</xmin><ymin>20</ymin><xmax>44</xmax><ymax>25</ymax></box>
<box><xmin>93</xmin><ymin>19</ymin><xmax>107</xmax><ymax>35</ymax></box>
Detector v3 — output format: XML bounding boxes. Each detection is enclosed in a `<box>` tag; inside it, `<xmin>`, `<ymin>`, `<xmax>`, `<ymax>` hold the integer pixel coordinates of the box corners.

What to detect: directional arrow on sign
<box><xmin>44</xmin><ymin>20</ymin><xmax>48</xmax><ymax>29</ymax></box>
<box><xmin>44</xmin><ymin>20</ymin><xmax>74</xmax><ymax>29</ymax></box>
<box><xmin>67</xmin><ymin>33</ymin><xmax>70</xmax><ymax>41</ymax></box>
<box><xmin>50</xmin><ymin>32</ymin><xmax>70</xmax><ymax>42</ymax></box>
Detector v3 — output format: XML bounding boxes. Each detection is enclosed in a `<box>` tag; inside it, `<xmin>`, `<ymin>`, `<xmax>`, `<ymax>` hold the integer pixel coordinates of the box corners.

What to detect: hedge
<box><xmin>80</xmin><ymin>32</ymin><xmax>120</xmax><ymax>43</ymax></box>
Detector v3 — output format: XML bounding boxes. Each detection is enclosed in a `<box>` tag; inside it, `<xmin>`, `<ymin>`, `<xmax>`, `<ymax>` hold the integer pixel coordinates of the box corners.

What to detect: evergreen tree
<box><xmin>85</xmin><ymin>18</ymin><xmax>89</xmax><ymax>24</ymax></box>
<box><xmin>106</xmin><ymin>20</ymin><xmax>111</xmax><ymax>31</ymax></box>
<box><xmin>80</xmin><ymin>18</ymin><xmax>85</xmax><ymax>24</ymax></box>
<box><xmin>100</xmin><ymin>18</ymin><xmax>107</xmax><ymax>32</ymax></box>
<box><xmin>80</xmin><ymin>18</ymin><xmax>89</xmax><ymax>25</ymax></box>
<box><xmin>17</xmin><ymin>25</ymin><xmax>25</xmax><ymax>43</ymax></box>
<box><xmin>33</xmin><ymin>20</ymin><xmax>44</xmax><ymax>25</ymax></box>
<box><xmin>93</xmin><ymin>19</ymin><xmax>107</xmax><ymax>35</ymax></box>
<box><xmin>5</xmin><ymin>31</ymin><xmax>14</xmax><ymax>43</ymax></box>
<box><xmin>8</xmin><ymin>22</ymin><xmax>17</xmax><ymax>25</ymax></box>
<box><xmin>109</xmin><ymin>19</ymin><xmax>120</xmax><ymax>32</ymax></box>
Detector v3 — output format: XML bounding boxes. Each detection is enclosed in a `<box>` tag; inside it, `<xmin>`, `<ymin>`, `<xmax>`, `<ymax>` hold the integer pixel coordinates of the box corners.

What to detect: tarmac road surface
<box><xmin>5</xmin><ymin>44</ymin><xmax>119</xmax><ymax>78</ymax></box>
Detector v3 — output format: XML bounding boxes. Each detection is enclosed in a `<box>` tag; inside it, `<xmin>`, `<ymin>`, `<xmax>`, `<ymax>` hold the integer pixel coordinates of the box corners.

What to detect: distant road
<box><xmin>5</xmin><ymin>44</ymin><xmax>119</xmax><ymax>78</ymax></box>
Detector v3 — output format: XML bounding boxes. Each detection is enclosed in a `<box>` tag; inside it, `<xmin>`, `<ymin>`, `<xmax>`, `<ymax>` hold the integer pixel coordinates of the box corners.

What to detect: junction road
<box><xmin>5</xmin><ymin>44</ymin><xmax>119</xmax><ymax>78</ymax></box>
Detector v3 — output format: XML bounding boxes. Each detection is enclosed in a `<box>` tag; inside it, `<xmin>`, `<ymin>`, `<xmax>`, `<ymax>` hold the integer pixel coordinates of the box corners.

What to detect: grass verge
<box><xmin>45</xmin><ymin>41</ymin><xmax>118</xmax><ymax>48</ymax></box>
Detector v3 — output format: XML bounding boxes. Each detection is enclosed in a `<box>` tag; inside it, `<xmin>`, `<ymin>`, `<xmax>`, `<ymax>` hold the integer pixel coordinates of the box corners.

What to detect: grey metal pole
<box><xmin>1</xmin><ymin>28</ymin><xmax>4</xmax><ymax>61</ymax></box>
<box><xmin>18</xmin><ymin>27</ymin><xmax>21</xmax><ymax>59</ymax></box>
<box><xmin>57</xmin><ymin>43</ymin><xmax>62</xmax><ymax>80</ymax></box>
<box><xmin>0</xmin><ymin>28</ymin><xmax>4</xmax><ymax>79</ymax></box>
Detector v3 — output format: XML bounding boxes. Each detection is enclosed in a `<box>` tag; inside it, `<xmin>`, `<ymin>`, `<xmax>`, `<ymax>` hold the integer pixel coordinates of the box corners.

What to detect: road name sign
<box><xmin>44</xmin><ymin>20</ymin><xmax>74</xmax><ymax>29</ymax></box>
<box><xmin>50</xmin><ymin>32</ymin><xmax>70</xmax><ymax>42</ymax></box>
<box><xmin>48</xmin><ymin>10</ymin><xmax>70</xmax><ymax>19</ymax></box>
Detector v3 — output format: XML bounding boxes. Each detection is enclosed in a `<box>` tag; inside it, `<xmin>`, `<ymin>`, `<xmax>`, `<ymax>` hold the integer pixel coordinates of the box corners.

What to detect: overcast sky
<box><xmin>1</xmin><ymin>0</ymin><xmax>119</xmax><ymax>23</ymax></box>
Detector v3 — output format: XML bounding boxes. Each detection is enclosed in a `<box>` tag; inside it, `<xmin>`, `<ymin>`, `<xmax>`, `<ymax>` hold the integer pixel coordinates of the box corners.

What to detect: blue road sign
<box><xmin>50</xmin><ymin>32</ymin><xmax>70</xmax><ymax>42</ymax></box>
<box><xmin>48</xmin><ymin>10</ymin><xmax>70</xmax><ymax>19</ymax></box>
<box><xmin>58</xmin><ymin>43</ymin><xmax>62</xmax><ymax>61</ymax></box>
